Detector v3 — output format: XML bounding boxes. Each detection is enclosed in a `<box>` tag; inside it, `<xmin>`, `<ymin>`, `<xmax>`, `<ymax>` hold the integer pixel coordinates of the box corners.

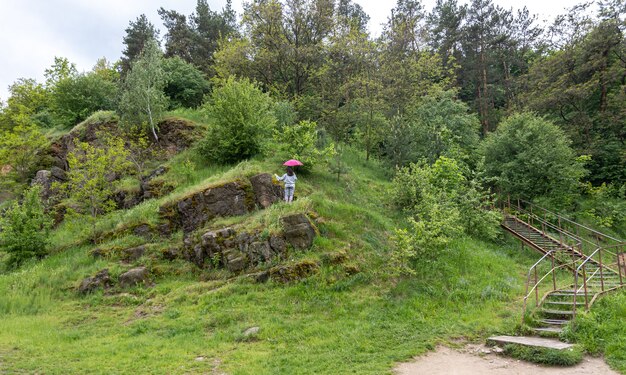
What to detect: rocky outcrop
<box><xmin>251</xmin><ymin>260</ymin><xmax>320</xmax><ymax>283</ymax></box>
<box><xmin>282</xmin><ymin>214</ymin><xmax>317</xmax><ymax>250</ymax></box>
<box><xmin>78</xmin><ymin>269</ymin><xmax>112</xmax><ymax>294</ymax></box>
<box><xmin>119</xmin><ymin>267</ymin><xmax>150</xmax><ymax>288</ymax></box>
<box><xmin>159</xmin><ymin>173</ymin><xmax>282</xmax><ymax>235</ymax></box>
<box><xmin>31</xmin><ymin>166</ymin><xmax>66</xmax><ymax>201</ymax></box>
<box><xmin>250</xmin><ymin>173</ymin><xmax>283</xmax><ymax>208</ymax></box>
<box><xmin>183</xmin><ymin>213</ymin><xmax>318</xmax><ymax>273</ymax></box>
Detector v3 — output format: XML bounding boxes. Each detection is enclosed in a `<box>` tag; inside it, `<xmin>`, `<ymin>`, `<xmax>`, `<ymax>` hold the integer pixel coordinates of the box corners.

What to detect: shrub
<box><xmin>198</xmin><ymin>77</ymin><xmax>275</xmax><ymax>164</ymax></box>
<box><xmin>0</xmin><ymin>185</ymin><xmax>52</xmax><ymax>268</ymax></box>
<box><xmin>481</xmin><ymin>112</ymin><xmax>587</xmax><ymax>202</ymax></box>
<box><xmin>273</xmin><ymin>120</ymin><xmax>334</xmax><ymax>173</ymax></box>
<box><xmin>390</xmin><ymin>157</ymin><xmax>501</xmax><ymax>271</ymax></box>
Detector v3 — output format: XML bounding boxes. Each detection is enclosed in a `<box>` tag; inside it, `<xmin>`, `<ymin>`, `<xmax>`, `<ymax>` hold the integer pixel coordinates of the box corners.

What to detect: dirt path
<box><xmin>395</xmin><ymin>345</ymin><xmax>618</xmax><ymax>375</ymax></box>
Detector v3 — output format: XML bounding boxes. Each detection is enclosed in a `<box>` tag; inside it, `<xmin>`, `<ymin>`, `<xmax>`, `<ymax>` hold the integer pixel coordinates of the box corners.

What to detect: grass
<box><xmin>564</xmin><ymin>291</ymin><xmax>626</xmax><ymax>373</ymax></box>
<box><xmin>502</xmin><ymin>344</ymin><xmax>583</xmax><ymax>366</ymax></box>
<box><xmin>0</xmin><ymin>145</ymin><xmax>569</xmax><ymax>374</ymax></box>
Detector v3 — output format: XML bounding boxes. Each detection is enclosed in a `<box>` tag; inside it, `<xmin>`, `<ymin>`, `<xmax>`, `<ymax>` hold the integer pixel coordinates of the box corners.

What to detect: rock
<box><xmin>269</xmin><ymin>260</ymin><xmax>319</xmax><ymax>283</ymax></box>
<box><xmin>224</xmin><ymin>250</ymin><xmax>247</xmax><ymax>272</ymax></box>
<box><xmin>268</xmin><ymin>235</ymin><xmax>286</xmax><ymax>254</ymax></box>
<box><xmin>175</xmin><ymin>181</ymin><xmax>252</xmax><ymax>233</ymax></box>
<box><xmin>31</xmin><ymin>169</ymin><xmax>65</xmax><ymax>201</ymax></box>
<box><xmin>282</xmin><ymin>214</ymin><xmax>317</xmax><ymax>250</ymax></box>
<box><xmin>249</xmin><ymin>173</ymin><xmax>282</xmax><ymax>209</ymax></box>
<box><xmin>119</xmin><ymin>266</ymin><xmax>149</xmax><ymax>288</ymax></box>
<box><xmin>161</xmin><ymin>247</ymin><xmax>179</xmax><ymax>261</ymax></box>
<box><xmin>50</xmin><ymin>166</ymin><xmax>67</xmax><ymax>181</ymax></box>
<box><xmin>132</xmin><ymin>224</ymin><xmax>153</xmax><ymax>238</ymax></box>
<box><xmin>243</xmin><ymin>326</ymin><xmax>260</xmax><ymax>337</ymax></box>
<box><xmin>122</xmin><ymin>245</ymin><xmax>146</xmax><ymax>262</ymax></box>
<box><xmin>78</xmin><ymin>269</ymin><xmax>112</xmax><ymax>294</ymax></box>
<box><xmin>251</xmin><ymin>271</ymin><xmax>270</xmax><ymax>283</ymax></box>
<box><xmin>248</xmin><ymin>241</ymin><xmax>273</xmax><ymax>263</ymax></box>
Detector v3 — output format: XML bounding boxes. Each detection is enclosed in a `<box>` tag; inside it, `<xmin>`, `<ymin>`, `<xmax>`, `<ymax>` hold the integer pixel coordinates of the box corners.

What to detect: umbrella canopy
<box><xmin>283</xmin><ymin>159</ymin><xmax>303</xmax><ymax>166</ymax></box>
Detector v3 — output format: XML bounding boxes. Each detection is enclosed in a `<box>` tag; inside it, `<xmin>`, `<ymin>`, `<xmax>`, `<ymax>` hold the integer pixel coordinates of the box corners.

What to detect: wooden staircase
<box><xmin>501</xmin><ymin>200</ymin><xmax>625</xmax><ymax>335</ymax></box>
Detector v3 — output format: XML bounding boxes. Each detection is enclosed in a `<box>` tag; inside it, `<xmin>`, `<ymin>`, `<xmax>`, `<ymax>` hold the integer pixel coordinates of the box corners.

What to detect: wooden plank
<box><xmin>488</xmin><ymin>335</ymin><xmax>574</xmax><ymax>350</ymax></box>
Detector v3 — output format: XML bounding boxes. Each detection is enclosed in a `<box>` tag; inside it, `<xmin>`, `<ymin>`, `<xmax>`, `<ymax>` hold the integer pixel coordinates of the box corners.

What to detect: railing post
<box><xmin>583</xmin><ymin>266</ymin><xmax>589</xmax><ymax>310</ymax></box>
<box><xmin>618</xmin><ymin>246</ymin><xmax>624</xmax><ymax>286</ymax></box>
<box><xmin>599</xmin><ymin>249</ymin><xmax>605</xmax><ymax>292</ymax></box>
<box><xmin>550</xmin><ymin>253</ymin><xmax>556</xmax><ymax>290</ymax></box>
<box><xmin>530</xmin><ymin>205</ymin><xmax>533</xmax><ymax>226</ymax></box>
<box><xmin>558</xmin><ymin>217</ymin><xmax>564</xmax><ymax>246</ymax></box>
<box><xmin>534</xmin><ymin>267</ymin><xmax>539</xmax><ymax>307</ymax></box>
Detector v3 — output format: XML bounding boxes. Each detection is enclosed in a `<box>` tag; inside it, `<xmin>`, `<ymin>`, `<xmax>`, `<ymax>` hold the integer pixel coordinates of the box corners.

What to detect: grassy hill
<box><xmin>0</xmin><ymin>126</ymin><xmax>541</xmax><ymax>374</ymax></box>
<box><xmin>0</xmin><ymin>115</ymin><xmax>617</xmax><ymax>374</ymax></box>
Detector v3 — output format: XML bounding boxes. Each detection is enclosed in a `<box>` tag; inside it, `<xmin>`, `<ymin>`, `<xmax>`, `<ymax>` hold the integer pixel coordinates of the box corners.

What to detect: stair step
<box><xmin>538</xmin><ymin>319</ymin><xmax>569</xmax><ymax>326</ymax></box>
<box><xmin>488</xmin><ymin>335</ymin><xmax>574</xmax><ymax>350</ymax></box>
<box><xmin>541</xmin><ymin>309</ymin><xmax>575</xmax><ymax>315</ymax></box>
<box><xmin>533</xmin><ymin>327</ymin><xmax>563</xmax><ymax>334</ymax></box>
<box><xmin>544</xmin><ymin>300</ymin><xmax>584</xmax><ymax>305</ymax></box>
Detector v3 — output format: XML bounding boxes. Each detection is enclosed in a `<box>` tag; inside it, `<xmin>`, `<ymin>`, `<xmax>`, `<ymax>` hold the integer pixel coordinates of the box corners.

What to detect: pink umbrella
<box><xmin>283</xmin><ymin>159</ymin><xmax>303</xmax><ymax>166</ymax></box>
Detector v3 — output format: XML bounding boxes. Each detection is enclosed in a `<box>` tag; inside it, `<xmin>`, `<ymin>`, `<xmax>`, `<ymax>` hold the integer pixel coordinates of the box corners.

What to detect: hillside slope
<box><xmin>0</xmin><ymin>135</ymin><xmax>539</xmax><ymax>374</ymax></box>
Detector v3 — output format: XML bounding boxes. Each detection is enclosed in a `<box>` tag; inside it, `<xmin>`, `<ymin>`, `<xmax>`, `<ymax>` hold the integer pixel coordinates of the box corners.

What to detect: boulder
<box><xmin>269</xmin><ymin>260</ymin><xmax>319</xmax><ymax>283</ymax></box>
<box><xmin>282</xmin><ymin>214</ymin><xmax>317</xmax><ymax>250</ymax></box>
<box><xmin>31</xmin><ymin>168</ymin><xmax>66</xmax><ymax>201</ymax></box>
<box><xmin>119</xmin><ymin>267</ymin><xmax>149</xmax><ymax>288</ymax></box>
<box><xmin>249</xmin><ymin>173</ymin><xmax>282</xmax><ymax>208</ymax></box>
<box><xmin>175</xmin><ymin>181</ymin><xmax>252</xmax><ymax>233</ymax></box>
<box><xmin>78</xmin><ymin>269</ymin><xmax>112</xmax><ymax>294</ymax></box>
<box><xmin>269</xmin><ymin>235</ymin><xmax>287</xmax><ymax>254</ymax></box>
<box><xmin>121</xmin><ymin>245</ymin><xmax>146</xmax><ymax>262</ymax></box>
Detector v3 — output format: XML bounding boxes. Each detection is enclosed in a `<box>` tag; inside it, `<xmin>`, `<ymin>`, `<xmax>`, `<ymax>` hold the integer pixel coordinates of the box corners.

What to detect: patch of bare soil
<box><xmin>395</xmin><ymin>344</ymin><xmax>618</xmax><ymax>375</ymax></box>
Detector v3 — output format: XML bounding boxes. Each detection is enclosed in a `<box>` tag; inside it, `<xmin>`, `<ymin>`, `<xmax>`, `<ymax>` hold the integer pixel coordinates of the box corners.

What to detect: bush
<box><xmin>198</xmin><ymin>77</ymin><xmax>275</xmax><ymax>164</ymax></box>
<box><xmin>273</xmin><ymin>120</ymin><xmax>334</xmax><ymax>173</ymax></box>
<box><xmin>163</xmin><ymin>57</ymin><xmax>210</xmax><ymax>109</ymax></box>
<box><xmin>0</xmin><ymin>185</ymin><xmax>52</xmax><ymax>268</ymax></box>
<box><xmin>481</xmin><ymin>112</ymin><xmax>587</xmax><ymax>202</ymax></box>
<box><xmin>502</xmin><ymin>344</ymin><xmax>583</xmax><ymax>366</ymax></box>
<box><xmin>390</xmin><ymin>157</ymin><xmax>501</xmax><ymax>271</ymax></box>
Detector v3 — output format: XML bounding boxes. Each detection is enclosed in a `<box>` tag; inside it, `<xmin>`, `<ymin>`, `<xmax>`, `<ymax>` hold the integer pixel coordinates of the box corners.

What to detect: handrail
<box><xmin>518</xmin><ymin>199</ymin><xmax>623</xmax><ymax>244</ymax></box>
<box><xmin>573</xmin><ymin>243</ymin><xmax>625</xmax><ymax>316</ymax></box>
<box><xmin>508</xmin><ymin>206</ymin><xmax>582</xmax><ymax>251</ymax></box>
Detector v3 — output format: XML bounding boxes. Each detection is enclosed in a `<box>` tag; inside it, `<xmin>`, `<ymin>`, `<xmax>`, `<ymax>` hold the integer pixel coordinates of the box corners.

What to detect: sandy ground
<box><xmin>395</xmin><ymin>345</ymin><xmax>619</xmax><ymax>375</ymax></box>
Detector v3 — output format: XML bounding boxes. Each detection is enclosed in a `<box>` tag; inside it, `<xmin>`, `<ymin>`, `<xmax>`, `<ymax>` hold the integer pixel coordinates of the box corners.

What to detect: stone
<box><xmin>269</xmin><ymin>260</ymin><xmax>319</xmax><ymax>283</ymax></box>
<box><xmin>119</xmin><ymin>266</ymin><xmax>149</xmax><ymax>288</ymax></box>
<box><xmin>248</xmin><ymin>241</ymin><xmax>273</xmax><ymax>263</ymax></box>
<box><xmin>224</xmin><ymin>250</ymin><xmax>247</xmax><ymax>272</ymax></box>
<box><xmin>161</xmin><ymin>247</ymin><xmax>179</xmax><ymax>261</ymax></box>
<box><xmin>122</xmin><ymin>245</ymin><xmax>146</xmax><ymax>262</ymax></box>
<box><xmin>132</xmin><ymin>224</ymin><xmax>153</xmax><ymax>238</ymax></box>
<box><xmin>243</xmin><ymin>326</ymin><xmax>260</xmax><ymax>337</ymax></box>
<box><xmin>268</xmin><ymin>235</ymin><xmax>286</xmax><ymax>254</ymax></box>
<box><xmin>251</xmin><ymin>271</ymin><xmax>270</xmax><ymax>283</ymax></box>
<box><xmin>249</xmin><ymin>173</ymin><xmax>282</xmax><ymax>208</ymax></box>
<box><xmin>30</xmin><ymin>169</ymin><xmax>64</xmax><ymax>201</ymax></box>
<box><xmin>78</xmin><ymin>269</ymin><xmax>111</xmax><ymax>294</ymax></box>
<box><xmin>282</xmin><ymin>214</ymin><xmax>317</xmax><ymax>250</ymax></box>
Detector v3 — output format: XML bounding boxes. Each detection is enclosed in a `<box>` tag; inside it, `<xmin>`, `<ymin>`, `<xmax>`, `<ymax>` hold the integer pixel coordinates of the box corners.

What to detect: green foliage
<box><xmin>410</xmin><ymin>90</ymin><xmax>481</xmax><ymax>166</ymax></box>
<box><xmin>0</xmin><ymin>185</ymin><xmax>52</xmax><ymax>268</ymax></box>
<box><xmin>391</xmin><ymin>157</ymin><xmax>501</xmax><ymax>270</ymax></box>
<box><xmin>0</xmin><ymin>78</ymin><xmax>51</xmax><ymax>129</ymax></box>
<box><xmin>272</xmin><ymin>100</ymin><xmax>298</xmax><ymax>131</ymax></box>
<box><xmin>0</xmin><ymin>123</ymin><xmax>49</xmax><ymax>187</ymax></box>
<box><xmin>274</xmin><ymin>120</ymin><xmax>334</xmax><ymax>173</ymax></box>
<box><xmin>119</xmin><ymin>38</ymin><xmax>168</xmax><ymax>141</ymax></box>
<box><xmin>481</xmin><ymin>113</ymin><xmax>587</xmax><ymax>202</ymax></box>
<box><xmin>563</xmin><ymin>292</ymin><xmax>626</xmax><ymax>372</ymax></box>
<box><xmin>502</xmin><ymin>344</ymin><xmax>583</xmax><ymax>366</ymax></box>
<box><xmin>59</xmin><ymin>136</ymin><xmax>132</xmax><ymax>240</ymax></box>
<box><xmin>51</xmin><ymin>72</ymin><xmax>118</xmax><ymax>127</ymax></box>
<box><xmin>162</xmin><ymin>57</ymin><xmax>210</xmax><ymax>109</ymax></box>
<box><xmin>198</xmin><ymin>77</ymin><xmax>275</xmax><ymax>164</ymax></box>
<box><xmin>120</xmin><ymin>14</ymin><xmax>160</xmax><ymax>75</ymax></box>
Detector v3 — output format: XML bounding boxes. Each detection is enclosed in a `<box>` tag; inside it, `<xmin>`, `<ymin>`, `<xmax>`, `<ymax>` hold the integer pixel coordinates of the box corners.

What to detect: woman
<box><xmin>275</xmin><ymin>166</ymin><xmax>297</xmax><ymax>203</ymax></box>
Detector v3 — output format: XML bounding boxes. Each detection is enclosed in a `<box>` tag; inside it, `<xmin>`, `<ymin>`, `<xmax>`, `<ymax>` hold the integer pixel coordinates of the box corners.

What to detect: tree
<box><xmin>409</xmin><ymin>90</ymin><xmax>480</xmax><ymax>166</ymax></box>
<box><xmin>0</xmin><ymin>185</ymin><xmax>52</xmax><ymax>268</ymax></box>
<box><xmin>0</xmin><ymin>123</ymin><xmax>48</xmax><ymax>188</ymax></box>
<box><xmin>61</xmin><ymin>137</ymin><xmax>131</xmax><ymax>240</ymax></box>
<box><xmin>120</xmin><ymin>14</ymin><xmax>160</xmax><ymax>75</ymax></box>
<box><xmin>51</xmin><ymin>72</ymin><xmax>118</xmax><ymax>127</ymax></box>
<box><xmin>119</xmin><ymin>39</ymin><xmax>168</xmax><ymax>141</ymax></box>
<box><xmin>273</xmin><ymin>120</ymin><xmax>334</xmax><ymax>172</ymax></box>
<box><xmin>481</xmin><ymin>112</ymin><xmax>587</xmax><ymax>201</ymax></box>
<box><xmin>0</xmin><ymin>78</ymin><xmax>51</xmax><ymax>130</ymax></box>
<box><xmin>199</xmin><ymin>77</ymin><xmax>275</xmax><ymax>163</ymax></box>
<box><xmin>159</xmin><ymin>0</ymin><xmax>238</xmax><ymax>76</ymax></box>
<box><xmin>162</xmin><ymin>56</ymin><xmax>211</xmax><ymax>109</ymax></box>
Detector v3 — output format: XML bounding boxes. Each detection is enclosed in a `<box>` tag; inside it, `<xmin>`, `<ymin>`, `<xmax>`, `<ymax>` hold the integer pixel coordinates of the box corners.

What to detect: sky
<box><xmin>0</xmin><ymin>0</ymin><xmax>582</xmax><ymax>102</ymax></box>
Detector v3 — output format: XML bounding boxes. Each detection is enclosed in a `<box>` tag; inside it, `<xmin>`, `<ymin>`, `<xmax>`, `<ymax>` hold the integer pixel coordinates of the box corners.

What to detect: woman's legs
<box><xmin>285</xmin><ymin>186</ymin><xmax>295</xmax><ymax>203</ymax></box>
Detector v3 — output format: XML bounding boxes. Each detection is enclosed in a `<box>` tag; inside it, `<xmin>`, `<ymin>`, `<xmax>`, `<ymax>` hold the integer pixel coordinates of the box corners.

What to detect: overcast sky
<box><xmin>0</xmin><ymin>0</ymin><xmax>581</xmax><ymax>102</ymax></box>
